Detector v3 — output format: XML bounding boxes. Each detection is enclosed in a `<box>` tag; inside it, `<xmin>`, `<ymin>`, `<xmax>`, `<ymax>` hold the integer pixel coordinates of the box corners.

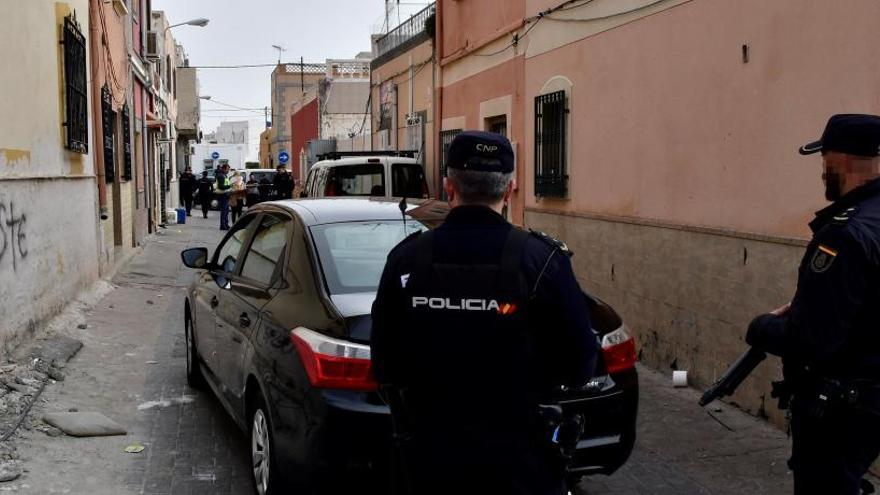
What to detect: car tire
<box><xmin>249</xmin><ymin>394</ymin><xmax>287</xmax><ymax>495</ymax></box>
<box><xmin>185</xmin><ymin>315</ymin><xmax>204</xmax><ymax>389</ymax></box>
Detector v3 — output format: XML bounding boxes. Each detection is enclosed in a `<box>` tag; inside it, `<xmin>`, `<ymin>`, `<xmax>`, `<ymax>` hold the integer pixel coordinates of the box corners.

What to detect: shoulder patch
<box><xmin>832</xmin><ymin>206</ymin><xmax>859</xmax><ymax>225</ymax></box>
<box><xmin>810</xmin><ymin>244</ymin><xmax>838</xmax><ymax>273</ymax></box>
<box><xmin>529</xmin><ymin>229</ymin><xmax>573</xmax><ymax>256</ymax></box>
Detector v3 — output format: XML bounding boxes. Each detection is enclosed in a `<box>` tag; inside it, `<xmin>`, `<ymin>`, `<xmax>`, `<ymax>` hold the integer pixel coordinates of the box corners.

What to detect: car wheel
<box><xmin>250</xmin><ymin>395</ymin><xmax>285</xmax><ymax>495</ymax></box>
<box><xmin>185</xmin><ymin>315</ymin><xmax>204</xmax><ymax>388</ymax></box>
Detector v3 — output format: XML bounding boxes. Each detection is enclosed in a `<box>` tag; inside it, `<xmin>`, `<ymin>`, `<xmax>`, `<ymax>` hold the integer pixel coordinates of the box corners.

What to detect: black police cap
<box><xmin>800</xmin><ymin>114</ymin><xmax>880</xmax><ymax>157</ymax></box>
<box><xmin>446</xmin><ymin>131</ymin><xmax>515</xmax><ymax>174</ymax></box>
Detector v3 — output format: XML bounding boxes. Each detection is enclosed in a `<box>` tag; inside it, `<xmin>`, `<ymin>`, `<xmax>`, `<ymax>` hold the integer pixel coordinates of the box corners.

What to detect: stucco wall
<box><xmin>0</xmin><ymin>0</ymin><xmax>100</xmax><ymax>352</ymax></box>
<box><xmin>525</xmin><ymin>209</ymin><xmax>804</xmax><ymax>427</ymax></box>
<box><xmin>441</xmin><ymin>56</ymin><xmax>526</xmax><ymax>224</ymax></box>
<box><xmin>523</xmin><ymin>0</ymin><xmax>880</xmax><ymax>239</ymax></box>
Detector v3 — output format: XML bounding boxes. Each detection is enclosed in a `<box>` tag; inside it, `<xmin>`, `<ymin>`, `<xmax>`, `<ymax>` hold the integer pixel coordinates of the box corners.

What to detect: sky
<box><xmin>153</xmin><ymin>0</ymin><xmax>431</xmax><ymax>161</ymax></box>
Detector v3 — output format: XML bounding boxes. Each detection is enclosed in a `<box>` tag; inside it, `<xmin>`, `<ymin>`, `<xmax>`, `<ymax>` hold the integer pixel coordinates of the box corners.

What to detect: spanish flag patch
<box><xmin>811</xmin><ymin>244</ymin><xmax>838</xmax><ymax>273</ymax></box>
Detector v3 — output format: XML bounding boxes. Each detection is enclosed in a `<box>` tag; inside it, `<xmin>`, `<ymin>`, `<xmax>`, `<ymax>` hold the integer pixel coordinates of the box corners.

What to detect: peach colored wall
<box><xmin>371</xmin><ymin>40</ymin><xmax>435</xmax><ymax>149</ymax></box>
<box><xmin>93</xmin><ymin>0</ymin><xmax>130</xmax><ymax>110</ymax></box>
<box><xmin>442</xmin><ymin>55</ymin><xmax>526</xmax><ymax>224</ymax></box>
<box><xmin>524</xmin><ymin>0</ymin><xmax>880</xmax><ymax>240</ymax></box>
<box><xmin>441</xmin><ymin>0</ymin><xmax>525</xmax><ymax>59</ymax></box>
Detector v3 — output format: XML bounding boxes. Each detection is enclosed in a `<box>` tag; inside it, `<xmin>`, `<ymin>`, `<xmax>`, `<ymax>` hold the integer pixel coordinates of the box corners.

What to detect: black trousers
<box><xmin>182</xmin><ymin>195</ymin><xmax>193</xmax><ymax>215</ymax></box>
<box><xmin>199</xmin><ymin>195</ymin><xmax>211</xmax><ymax>218</ymax></box>
<box><xmin>231</xmin><ymin>202</ymin><xmax>243</xmax><ymax>223</ymax></box>
<box><xmin>790</xmin><ymin>396</ymin><xmax>880</xmax><ymax>495</ymax></box>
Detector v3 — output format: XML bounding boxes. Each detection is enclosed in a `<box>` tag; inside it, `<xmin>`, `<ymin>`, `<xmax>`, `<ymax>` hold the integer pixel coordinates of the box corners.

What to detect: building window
<box><xmin>534</xmin><ymin>90</ymin><xmax>568</xmax><ymax>198</ymax></box>
<box><xmin>122</xmin><ymin>104</ymin><xmax>133</xmax><ymax>181</ymax></box>
<box><xmin>101</xmin><ymin>86</ymin><xmax>117</xmax><ymax>183</ymax></box>
<box><xmin>486</xmin><ymin>115</ymin><xmax>508</xmax><ymax>137</ymax></box>
<box><xmin>62</xmin><ymin>14</ymin><xmax>88</xmax><ymax>154</ymax></box>
<box><xmin>439</xmin><ymin>129</ymin><xmax>462</xmax><ymax>201</ymax></box>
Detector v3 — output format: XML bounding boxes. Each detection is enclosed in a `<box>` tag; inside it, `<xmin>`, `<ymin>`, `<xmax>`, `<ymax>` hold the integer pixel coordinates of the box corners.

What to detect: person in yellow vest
<box><xmin>215</xmin><ymin>164</ymin><xmax>232</xmax><ymax>230</ymax></box>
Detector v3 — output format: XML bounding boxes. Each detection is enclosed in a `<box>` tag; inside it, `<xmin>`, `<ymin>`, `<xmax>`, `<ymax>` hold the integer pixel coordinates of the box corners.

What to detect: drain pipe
<box><xmin>88</xmin><ymin>0</ymin><xmax>109</xmax><ymax>220</ymax></box>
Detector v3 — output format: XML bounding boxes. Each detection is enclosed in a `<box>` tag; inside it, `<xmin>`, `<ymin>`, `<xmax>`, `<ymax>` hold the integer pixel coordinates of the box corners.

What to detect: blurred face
<box><xmin>822</xmin><ymin>151</ymin><xmax>845</xmax><ymax>201</ymax></box>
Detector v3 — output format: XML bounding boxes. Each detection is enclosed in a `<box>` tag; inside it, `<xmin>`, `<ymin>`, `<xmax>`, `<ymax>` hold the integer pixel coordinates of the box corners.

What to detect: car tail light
<box><xmin>290</xmin><ymin>327</ymin><xmax>377</xmax><ymax>391</ymax></box>
<box><xmin>601</xmin><ymin>325</ymin><xmax>637</xmax><ymax>374</ymax></box>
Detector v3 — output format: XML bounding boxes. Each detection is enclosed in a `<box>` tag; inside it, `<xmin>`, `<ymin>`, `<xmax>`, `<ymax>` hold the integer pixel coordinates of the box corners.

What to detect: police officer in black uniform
<box><xmin>747</xmin><ymin>114</ymin><xmax>880</xmax><ymax>495</ymax></box>
<box><xmin>371</xmin><ymin>131</ymin><xmax>598</xmax><ymax>495</ymax></box>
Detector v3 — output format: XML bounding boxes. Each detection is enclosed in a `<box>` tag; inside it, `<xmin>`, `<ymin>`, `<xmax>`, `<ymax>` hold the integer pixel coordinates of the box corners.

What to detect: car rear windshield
<box><xmin>392</xmin><ymin>163</ymin><xmax>426</xmax><ymax>198</ymax></box>
<box><xmin>326</xmin><ymin>164</ymin><xmax>385</xmax><ymax>196</ymax></box>
<box><xmin>250</xmin><ymin>171</ymin><xmax>276</xmax><ymax>182</ymax></box>
<box><xmin>310</xmin><ymin>220</ymin><xmax>426</xmax><ymax>294</ymax></box>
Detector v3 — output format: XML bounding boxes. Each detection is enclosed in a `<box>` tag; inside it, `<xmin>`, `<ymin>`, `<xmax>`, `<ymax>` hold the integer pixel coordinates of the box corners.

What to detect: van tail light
<box><xmin>290</xmin><ymin>327</ymin><xmax>377</xmax><ymax>391</ymax></box>
<box><xmin>601</xmin><ymin>325</ymin><xmax>637</xmax><ymax>375</ymax></box>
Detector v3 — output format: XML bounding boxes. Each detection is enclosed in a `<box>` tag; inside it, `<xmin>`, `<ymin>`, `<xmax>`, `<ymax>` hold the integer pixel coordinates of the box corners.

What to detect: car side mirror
<box><xmin>181</xmin><ymin>247</ymin><xmax>209</xmax><ymax>269</ymax></box>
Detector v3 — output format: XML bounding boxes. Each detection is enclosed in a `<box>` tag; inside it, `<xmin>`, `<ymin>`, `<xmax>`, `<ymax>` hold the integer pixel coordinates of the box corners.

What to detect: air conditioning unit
<box><xmin>145</xmin><ymin>31</ymin><xmax>160</xmax><ymax>60</ymax></box>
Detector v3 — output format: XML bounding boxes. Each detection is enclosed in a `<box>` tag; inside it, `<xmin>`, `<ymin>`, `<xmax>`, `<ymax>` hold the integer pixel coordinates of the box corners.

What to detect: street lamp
<box><xmin>165</xmin><ymin>18</ymin><xmax>210</xmax><ymax>32</ymax></box>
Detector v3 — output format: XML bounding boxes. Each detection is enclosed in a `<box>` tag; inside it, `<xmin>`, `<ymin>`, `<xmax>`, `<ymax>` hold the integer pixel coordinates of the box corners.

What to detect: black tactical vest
<box><xmin>398</xmin><ymin>228</ymin><xmax>540</xmax><ymax>457</ymax></box>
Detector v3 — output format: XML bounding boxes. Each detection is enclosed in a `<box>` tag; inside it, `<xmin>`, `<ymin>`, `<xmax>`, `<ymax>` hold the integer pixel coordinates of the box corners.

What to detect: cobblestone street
<box><xmin>6</xmin><ymin>215</ymin><xmax>798</xmax><ymax>494</ymax></box>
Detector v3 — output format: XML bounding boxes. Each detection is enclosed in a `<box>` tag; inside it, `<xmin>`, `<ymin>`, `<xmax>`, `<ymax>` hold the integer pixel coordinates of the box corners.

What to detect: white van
<box><xmin>303</xmin><ymin>152</ymin><xmax>429</xmax><ymax>199</ymax></box>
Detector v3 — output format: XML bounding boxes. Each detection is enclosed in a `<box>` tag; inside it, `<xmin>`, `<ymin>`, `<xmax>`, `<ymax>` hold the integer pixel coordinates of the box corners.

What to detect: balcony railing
<box><xmin>376</xmin><ymin>3</ymin><xmax>435</xmax><ymax>58</ymax></box>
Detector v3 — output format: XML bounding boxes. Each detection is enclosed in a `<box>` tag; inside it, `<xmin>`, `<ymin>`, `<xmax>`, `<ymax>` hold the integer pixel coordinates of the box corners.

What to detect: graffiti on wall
<box><xmin>0</xmin><ymin>201</ymin><xmax>28</xmax><ymax>272</ymax></box>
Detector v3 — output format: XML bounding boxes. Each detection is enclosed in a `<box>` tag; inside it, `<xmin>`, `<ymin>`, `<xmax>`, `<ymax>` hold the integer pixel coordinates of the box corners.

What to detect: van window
<box><xmin>392</xmin><ymin>163</ymin><xmax>427</xmax><ymax>198</ymax></box>
<box><xmin>325</xmin><ymin>164</ymin><xmax>385</xmax><ymax>196</ymax></box>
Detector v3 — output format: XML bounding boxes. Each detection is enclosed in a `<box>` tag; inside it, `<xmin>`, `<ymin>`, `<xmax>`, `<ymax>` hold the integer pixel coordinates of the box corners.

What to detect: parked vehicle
<box><xmin>302</xmin><ymin>151</ymin><xmax>429</xmax><ymax>200</ymax></box>
<box><xmin>180</xmin><ymin>198</ymin><xmax>637</xmax><ymax>495</ymax></box>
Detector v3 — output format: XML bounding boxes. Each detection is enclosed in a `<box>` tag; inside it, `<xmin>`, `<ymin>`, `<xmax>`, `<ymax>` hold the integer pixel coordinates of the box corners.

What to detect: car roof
<box><xmin>256</xmin><ymin>198</ymin><xmax>449</xmax><ymax>227</ymax></box>
<box><xmin>311</xmin><ymin>156</ymin><xmax>419</xmax><ymax>168</ymax></box>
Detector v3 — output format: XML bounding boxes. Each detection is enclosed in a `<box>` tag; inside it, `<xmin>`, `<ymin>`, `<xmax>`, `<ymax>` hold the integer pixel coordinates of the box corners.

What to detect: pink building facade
<box><xmin>513</xmin><ymin>0</ymin><xmax>880</xmax><ymax>426</ymax></box>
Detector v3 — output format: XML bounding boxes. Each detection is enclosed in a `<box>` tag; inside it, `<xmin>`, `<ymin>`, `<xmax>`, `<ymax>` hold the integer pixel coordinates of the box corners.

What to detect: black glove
<box><xmin>746</xmin><ymin>314</ymin><xmax>787</xmax><ymax>357</ymax></box>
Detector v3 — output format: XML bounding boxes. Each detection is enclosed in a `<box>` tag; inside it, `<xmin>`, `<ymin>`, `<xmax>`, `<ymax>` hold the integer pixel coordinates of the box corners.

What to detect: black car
<box><xmin>180</xmin><ymin>198</ymin><xmax>638</xmax><ymax>494</ymax></box>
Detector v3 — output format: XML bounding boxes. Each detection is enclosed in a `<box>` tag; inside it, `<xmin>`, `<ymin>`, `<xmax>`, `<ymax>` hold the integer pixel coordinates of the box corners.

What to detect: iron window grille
<box><xmin>122</xmin><ymin>104</ymin><xmax>133</xmax><ymax>181</ymax></box>
<box><xmin>439</xmin><ymin>129</ymin><xmax>463</xmax><ymax>201</ymax></box>
<box><xmin>534</xmin><ymin>90</ymin><xmax>568</xmax><ymax>198</ymax></box>
<box><xmin>62</xmin><ymin>14</ymin><xmax>88</xmax><ymax>154</ymax></box>
<box><xmin>101</xmin><ymin>86</ymin><xmax>116</xmax><ymax>183</ymax></box>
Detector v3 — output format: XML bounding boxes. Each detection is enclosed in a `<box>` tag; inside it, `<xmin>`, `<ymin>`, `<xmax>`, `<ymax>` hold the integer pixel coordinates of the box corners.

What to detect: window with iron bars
<box><xmin>534</xmin><ymin>91</ymin><xmax>568</xmax><ymax>198</ymax></box>
<box><xmin>101</xmin><ymin>86</ymin><xmax>116</xmax><ymax>183</ymax></box>
<box><xmin>439</xmin><ymin>129</ymin><xmax>462</xmax><ymax>200</ymax></box>
<box><xmin>63</xmin><ymin>14</ymin><xmax>88</xmax><ymax>154</ymax></box>
<box><xmin>122</xmin><ymin>104</ymin><xmax>133</xmax><ymax>181</ymax></box>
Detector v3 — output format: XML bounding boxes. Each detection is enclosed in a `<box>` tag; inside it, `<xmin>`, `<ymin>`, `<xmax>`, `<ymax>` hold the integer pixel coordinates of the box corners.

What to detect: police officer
<box><xmin>371</xmin><ymin>131</ymin><xmax>598</xmax><ymax>495</ymax></box>
<box><xmin>747</xmin><ymin>114</ymin><xmax>880</xmax><ymax>495</ymax></box>
<box><xmin>196</xmin><ymin>171</ymin><xmax>214</xmax><ymax>219</ymax></box>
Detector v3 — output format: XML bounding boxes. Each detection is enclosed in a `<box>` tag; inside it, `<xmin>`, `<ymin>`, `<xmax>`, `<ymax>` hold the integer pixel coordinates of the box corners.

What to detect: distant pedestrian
<box><xmin>230</xmin><ymin>171</ymin><xmax>246</xmax><ymax>223</ymax></box>
<box><xmin>196</xmin><ymin>171</ymin><xmax>214</xmax><ymax>219</ymax></box>
<box><xmin>259</xmin><ymin>175</ymin><xmax>272</xmax><ymax>202</ymax></box>
<box><xmin>215</xmin><ymin>165</ymin><xmax>232</xmax><ymax>230</ymax></box>
<box><xmin>246</xmin><ymin>175</ymin><xmax>260</xmax><ymax>208</ymax></box>
<box><xmin>178</xmin><ymin>167</ymin><xmax>196</xmax><ymax>216</ymax></box>
<box><xmin>273</xmin><ymin>165</ymin><xmax>293</xmax><ymax>200</ymax></box>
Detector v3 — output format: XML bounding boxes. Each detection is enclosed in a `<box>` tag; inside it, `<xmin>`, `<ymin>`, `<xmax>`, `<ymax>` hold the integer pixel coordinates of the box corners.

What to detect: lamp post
<box><xmin>165</xmin><ymin>18</ymin><xmax>210</xmax><ymax>32</ymax></box>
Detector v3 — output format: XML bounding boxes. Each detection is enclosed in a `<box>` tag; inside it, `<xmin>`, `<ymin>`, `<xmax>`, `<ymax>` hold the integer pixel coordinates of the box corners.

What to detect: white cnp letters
<box><xmin>476</xmin><ymin>144</ymin><xmax>499</xmax><ymax>153</ymax></box>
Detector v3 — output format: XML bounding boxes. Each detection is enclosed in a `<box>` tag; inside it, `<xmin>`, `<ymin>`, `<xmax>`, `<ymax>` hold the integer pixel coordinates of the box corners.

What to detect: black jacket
<box><xmin>749</xmin><ymin>178</ymin><xmax>880</xmax><ymax>380</ymax></box>
<box><xmin>178</xmin><ymin>172</ymin><xmax>196</xmax><ymax>196</ymax></box>
<box><xmin>371</xmin><ymin>205</ymin><xmax>597</xmax><ymax>494</ymax></box>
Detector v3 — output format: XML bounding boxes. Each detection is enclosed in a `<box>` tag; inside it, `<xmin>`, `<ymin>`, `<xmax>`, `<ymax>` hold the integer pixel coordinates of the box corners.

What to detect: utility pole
<box><xmin>264</xmin><ymin>106</ymin><xmax>268</xmax><ymax>129</ymax></box>
<box><xmin>300</xmin><ymin>56</ymin><xmax>305</xmax><ymax>95</ymax></box>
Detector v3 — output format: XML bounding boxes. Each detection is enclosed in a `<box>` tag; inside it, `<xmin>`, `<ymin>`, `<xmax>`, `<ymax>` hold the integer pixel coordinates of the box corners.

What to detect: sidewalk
<box><xmin>576</xmin><ymin>365</ymin><xmax>793</xmax><ymax>494</ymax></box>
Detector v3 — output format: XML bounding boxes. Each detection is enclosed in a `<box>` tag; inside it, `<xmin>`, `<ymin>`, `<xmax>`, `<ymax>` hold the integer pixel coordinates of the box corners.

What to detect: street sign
<box><xmin>211</xmin><ymin>151</ymin><xmax>220</xmax><ymax>160</ymax></box>
<box><xmin>278</xmin><ymin>151</ymin><xmax>290</xmax><ymax>164</ymax></box>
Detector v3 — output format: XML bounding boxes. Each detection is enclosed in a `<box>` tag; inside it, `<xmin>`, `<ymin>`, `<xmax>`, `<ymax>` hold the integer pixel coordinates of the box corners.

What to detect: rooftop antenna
<box><xmin>272</xmin><ymin>44</ymin><xmax>286</xmax><ymax>64</ymax></box>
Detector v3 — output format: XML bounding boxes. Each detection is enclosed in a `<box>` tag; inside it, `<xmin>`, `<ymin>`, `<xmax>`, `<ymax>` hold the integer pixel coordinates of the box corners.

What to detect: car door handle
<box><xmin>210</xmin><ymin>296</ymin><xmax>219</xmax><ymax>308</ymax></box>
<box><xmin>239</xmin><ymin>313</ymin><xmax>251</xmax><ymax>328</ymax></box>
